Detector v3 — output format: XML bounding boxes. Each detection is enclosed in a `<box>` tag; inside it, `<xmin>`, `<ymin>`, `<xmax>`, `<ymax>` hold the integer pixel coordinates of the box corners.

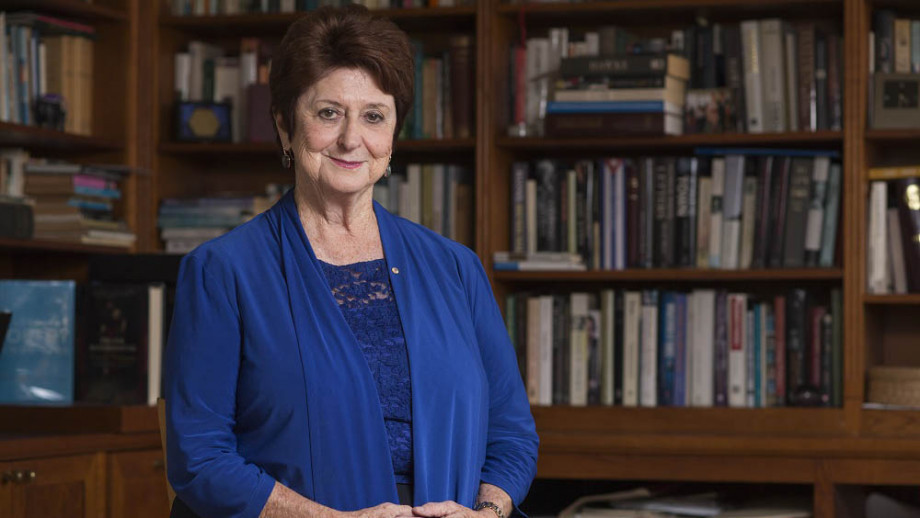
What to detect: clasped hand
<box><xmin>343</xmin><ymin>501</ymin><xmax>495</xmax><ymax>518</ymax></box>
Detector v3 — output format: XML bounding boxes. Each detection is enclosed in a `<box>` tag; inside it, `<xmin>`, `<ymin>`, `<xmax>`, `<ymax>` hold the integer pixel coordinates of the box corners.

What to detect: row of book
<box><xmin>0</xmin><ymin>148</ymin><xmax>135</xmax><ymax>247</ymax></box>
<box><xmin>157</xmin><ymin>184</ymin><xmax>288</xmax><ymax>254</ymax></box>
<box><xmin>506</xmin><ymin>288</ymin><xmax>843</xmax><ymax>409</ymax></box>
<box><xmin>373</xmin><ymin>163</ymin><xmax>474</xmax><ymax>248</ymax></box>
<box><xmin>866</xmin><ymin>169</ymin><xmax>920</xmax><ymax>294</ymax></box>
<box><xmin>0</xmin><ymin>12</ymin><xmax>95</xmax><ymax>135</ymax></box>
<box><xmin>504</xmin><ymin>149</ymin><xmax>841</xmax><ymax>271</ymax></box>
<box><xmin>175</xmin><ymin>36</ymin><xmax>474</xmax><ymax>143</ymax></box>
<box><xmin>0</xmin><ymin>279</ymin><xmax>170</xmax><ymax>406</ymax></box>
<box><xmin>873</xmin><ymin>10</ymin><xmax>920</xmax><ymax>74</ymax></box>
<box><xmin>511</xmin><ymin>18</ymin><xmax>843</xmax><ymax>138</ymax></box>
<box><xmin>171</xmin><ymin>0</ymin><xmax>472</xmax><ymax>15</ymax></box>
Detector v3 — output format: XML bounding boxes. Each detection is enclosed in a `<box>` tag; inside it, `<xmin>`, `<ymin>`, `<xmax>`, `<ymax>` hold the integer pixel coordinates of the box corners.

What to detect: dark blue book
<box><xmin>546</xmin><ymin>100</ymin><xmax>675</xmax><ymax>114</ymax></box>
<box><xmin>0</xmin><ymin>280</ymin><xmax>76</xmax><ymax>404</ymax></box>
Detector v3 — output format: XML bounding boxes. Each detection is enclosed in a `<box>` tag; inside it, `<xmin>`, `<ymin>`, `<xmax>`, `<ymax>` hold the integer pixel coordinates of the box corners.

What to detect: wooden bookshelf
<box><xmin>0</xmin><ymin>238</ymin><xmax>129</xmax><ymax>254</ymax></box>
<box><xmin>494</xmin><ymin>268</ymin><xmax>844</xmax><ymax>282</ymax></box>
<box><xmin>496</xmin><ymin>131</ymin><xmax>843</xmax><ymax>152</ymax></box>
<box><xmin>863</xmin><ymin>294</ymin><xmax>920</xmax><ymax>305</ymax></box>
<box><xmin>0</xmin><ymin>0</ymin><xmax>128</xmax><ymax>21</ymax></box>
<box><xmin>0</xmin><ymin>122</ymin><xmax>123</xmax><ymax>152</ymax></box>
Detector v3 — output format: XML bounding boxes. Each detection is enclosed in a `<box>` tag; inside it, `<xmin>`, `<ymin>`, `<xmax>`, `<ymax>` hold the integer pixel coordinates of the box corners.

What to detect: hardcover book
<box><xmin>0</xmin><ymin>280</ymin><xmax>76</xmax><ymax>404</ymax></box>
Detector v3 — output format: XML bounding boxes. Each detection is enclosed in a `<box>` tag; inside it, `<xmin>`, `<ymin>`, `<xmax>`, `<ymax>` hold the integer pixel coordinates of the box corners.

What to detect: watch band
<box><xmin>474</xmin><ymin>501</ymin><xmax>505</xmax><ymax>518</ymax></box>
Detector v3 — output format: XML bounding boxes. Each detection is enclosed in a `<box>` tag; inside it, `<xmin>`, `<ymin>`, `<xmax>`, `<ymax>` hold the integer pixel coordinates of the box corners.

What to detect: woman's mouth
<box><xmin>329</xmin><ymin>157</ymin><xmax>363</xmax><ymax>169</ymax></box>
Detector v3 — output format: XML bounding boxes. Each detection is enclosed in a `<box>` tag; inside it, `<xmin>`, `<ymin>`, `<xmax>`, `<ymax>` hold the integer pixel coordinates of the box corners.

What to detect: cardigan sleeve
<box><xmin>461</xmin><ymin>250</ymin><xmax>539</xmax><ymax>507</ymax></box>
<box><xmin>164</xmin><ymin>252</ymin><xmax>277</xmax><ymax>518</ymax></box>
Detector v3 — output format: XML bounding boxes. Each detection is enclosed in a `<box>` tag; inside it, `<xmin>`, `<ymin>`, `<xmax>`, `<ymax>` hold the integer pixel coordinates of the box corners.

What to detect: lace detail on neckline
<box><xmin>319</xmin><ymin>258</ymin><xmax>390</xmax><ymax>309</ymax></box>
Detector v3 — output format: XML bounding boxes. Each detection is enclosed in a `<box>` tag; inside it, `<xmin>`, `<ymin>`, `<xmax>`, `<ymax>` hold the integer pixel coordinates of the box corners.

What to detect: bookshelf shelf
<box><xmin>862</xmin><ymin>409</ymin><xmax>920</xmax><ymax>437</ymax></box>
<box><xmin>0</xmin><ymin>405</ymin><xmax>158</xmax><ymax>435</ymax></box>
<box><xmin>1</xmin><ymin>0</ymin><xmax>128</xmax><ymax>21</ymax></box>
<box><xmin>533</xmin><ymin>406</ymin><xmax>847</xmax><ymax>439</ymax></box>
<box><xmin>0</xmin><ymin>238</ymin><xmax>129</xmax><ymax>254</ymax></box>
<box><xmin>0</xmin><ymin>122</ymin><xmax>123</xmax><ymax>153</ymax></box>
<box><xmin>159</xmin><ymin>138</ymin><xmax>475</xmax><ymax>155</ymax></box>
<box><xmin>863</xmin><ymin>294</ymin><xmax>920</xmax><ymax>305</ymax></box>
<box><xmin>493</xmin><ymin>268</ymin><xmax>844</xmax><ymax>283</ymax></box>
<box><xmin>495</xmin><ymin>131</ymin><xmax>843</xmax><ymax>153</ymax></box>
<box><xmin>496</xmin><ymin>0</ymin><xmax>842</xmax><ymax>22</ymax></box>
<box><xmin>865</xmin><ymin>128</ymin><xmax>920</xmax><ymax>143</ymax></box>
<box><xmin>160</xmin><ymin>6</ymin><xmax>476</xmax><ymax>35</ymax></box>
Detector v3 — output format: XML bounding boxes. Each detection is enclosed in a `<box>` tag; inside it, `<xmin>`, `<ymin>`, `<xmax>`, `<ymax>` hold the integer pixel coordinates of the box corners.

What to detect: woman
<box><xmin>164</xmin><ymin>5</ymin><xmax>539</xmax><ymax>518</ymax></box>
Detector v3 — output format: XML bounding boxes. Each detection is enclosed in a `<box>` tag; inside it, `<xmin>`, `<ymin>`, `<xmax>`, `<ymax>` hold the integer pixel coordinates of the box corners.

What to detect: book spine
<box><xmin>814</xmin><ymin>31</ymin><xmax>829</xmax><ymax>131</ymax></box>
<box><xmin>510</xmin><ymin>163</ymin><xmax>528</xmax><ymax>253</ymax></box>
<box><xmin>786</xmin><ymin>289</ymin><xmax>809</xmax><ymax>404</ymax></box>
<box><xmin>544</xmin><ymin>112</ymin><xmax>680</xmax><ymax>138</ymax></box>
<box><xmin>894</xmin><ymin>18</ymin><xmax>912</xmax><ymax>73</ymax></box>
<box><xmin>709</xmin><ymin>157</ymin><xmax>725</xmax><ymax>268</ymax></box>
<box><xmin>827</xmin><ymin>32</ymin><xmax>843</xmax><ymax>131</ymax></box>
<box><xmin>696</xmin><ymin>163</ymin><xmax>713</xmax><ymax>269</ymax></box>
<box><xmin>774</xmin><ymin>295</ymin><xmax>787</xmax><ymax>406</ymax></box>
<box><xmin>640</xmin><ymin>290</ymin><xmax>659</xmax><ymax>407</ymax></box>
<box><xmin>552</xmin><ymin>295</ymin><xmax>568</xmax><ymax>405</ymax></box>
<box><xmin>896</xmin><ymin>177</ymin><xmax>920</xmax><ymax>292</ymax></box>
<box><xmin>741</xmin><ymin>20</ymin><xmax>764</xmax><ymax>133</ymax></box>
<box><xmin>739</xmin><ymin>173</ymin><xmax>759</xmax><ymax>269</ymax></box>
<box><xmin>721</xmin><ymin>155</ymin><xmax>746</xmax><ymax>269</ymax></box>
<box><xmin>751</xmin><ymin>157</ymin><xmax>774</xmax><ymax>269</ymax></box>
<box><xmin>759</xmin><ymin>19</ymin><xmax>787</xmax><ymax>133</ymax></box>
<box><xmin>796</xmin><ymin>23</ymin><xmax>817</xmax><ymax>131</ymax></box>
<box><xmin>867</xmin><ymin>181</ymin><xmax>890</xmax><ymax>294</ymax></box>
<box><xmin>782</xmin><ymin>157</ymin><xmax>814</xmax><ymax>268</ymax></box>
<box><xmin>728</xmin><ymin>293</ymin><xmax>748</xmax><ymax>407</ymax></box>
<box><xmin>622</xmin><ymin>291</ymin><xmax>641</xmax><ymax>407</ymax></box>
<box><xmin>658</xmin><ymin>291</ymin><xmax>677</xmax><ymax>406</ymax></box>
<box><xmin>674</xmin><ymin>157</ymin><xmax>697</xmax><ymax>268</ymax></box>
<box><xmin>653</xmin><ymin>158</ymin><xmax>676</xmax><ymax>268</ymax></box>
<box><xmin>819</xmin><ymin>163</ymin><xmax>842</xmax><ymax>267</ymax></box>
<box><xmin>784</xmin><ymin>25</ymin><xmax>799</xmax><ymax>132</ymax></box>
<box><xmin>768</xmin><ymin>157</ymin><xmax>792</xmax><ymax>267</ymax></box>
<box><xmin>874</xmin><ymin>10</ymin><xmax>895</xmax><ymax>73</ymax></box>
<box><xmin>559</xmin><ymin>53</ymin><xmax>688</xmax><ymax>79</ymax></box>
<box><xmin>723</xmin><ymin>24</ymin><xmax>748</xmax><ymax>133</ymax></box>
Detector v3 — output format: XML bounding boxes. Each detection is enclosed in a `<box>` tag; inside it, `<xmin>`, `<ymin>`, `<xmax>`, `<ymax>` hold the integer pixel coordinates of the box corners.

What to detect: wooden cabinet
<box><xmin>1</xmin><ymin>453</ymin><xmax>105</xmax><ymax>518</ymax></box>
<box><xmin>107</xmin><ymin>449</ymin><xmax>170</xmax><ymax>518</ymax></box>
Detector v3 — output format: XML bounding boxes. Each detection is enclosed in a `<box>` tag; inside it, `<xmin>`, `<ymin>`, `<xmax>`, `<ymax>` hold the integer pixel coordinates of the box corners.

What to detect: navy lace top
<box><xmin>319</xmin><ymin>258</ymin><xmax>413</xmax><ymax>484</ymax></box>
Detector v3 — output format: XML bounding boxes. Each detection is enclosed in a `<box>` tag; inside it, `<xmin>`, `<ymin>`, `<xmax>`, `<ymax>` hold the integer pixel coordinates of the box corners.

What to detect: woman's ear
<box><xmin>273</xmin><ymin>110</ymin><xmax>291</xmax><ymax>149</ymax></box>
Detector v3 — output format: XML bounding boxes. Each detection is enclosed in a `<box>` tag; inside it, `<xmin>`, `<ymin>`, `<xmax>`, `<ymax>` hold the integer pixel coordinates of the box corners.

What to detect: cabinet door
<box><xmin>3</xmin><ymin>453</ymin><xmax>104</xmax><ymax>518</ymax></box>
<box><xmin>108</xmin><ymin>449</ymin><xmax>170</xmax><ymax>518</ymax></box>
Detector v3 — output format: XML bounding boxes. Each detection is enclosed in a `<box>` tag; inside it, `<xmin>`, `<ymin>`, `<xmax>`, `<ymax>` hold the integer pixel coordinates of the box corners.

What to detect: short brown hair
<box><xmin>270</xmin><ymin>4</ymin><xmax>414</xmax><ymax>138</ymax></box>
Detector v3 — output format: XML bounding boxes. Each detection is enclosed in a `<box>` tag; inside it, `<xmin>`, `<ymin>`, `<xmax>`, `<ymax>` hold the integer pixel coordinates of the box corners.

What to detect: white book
<box><xmin>888</xmin><ymin>208</ymin><xmax>908</xmax><ymax>294</ymax></box>
<box><xmin>804</xmin><ymin>157</ymin><xmax>830</xmax><ymax>264</ymax></box>
<box><xmin>406</xmin><ymin>164</ymin><xmax>423</xmax><ymax>224</ymax></box>
<box><xmin>709</xmin><ymin>157</ymin><xmax>726</xmax><ymax>268</ymax></box>
<box><xmin>187</xmin><ymin>41</ymin><xmax>224</xmax><ymax>102</ymax></box>
<box><xmin>696</xmin><ymin>176</ymin><xmax>713</xmax><ymax>268</ymax></box>
<box><xmin>867</xmin><ymin>181</ymin><xmax>889</xmax><ymax>294</ymax></box>
<box><xmin>280</xmin><ymin>0</ymin><xmax>297</xmax><ymax>12</ymax></box>
<box><xmin>741</xmin><ymin>20</ymin><xmax>764</xmax><ymax>133</ymax></box>
<box><xmin>569</xmin><ymin>292</ymin><xmax>591</xmax><ymax>406</ymax></box>
<box><xmin>622</xmin><ymin>291</ymin><xmax>642</xmax><ymax>407</ymax></box>
<box><xmin>525</xmin><ymin>38</ymin><xmax>550</xmax><ymax>136</ymax></box>
<box><xmin>728</xmin><ymin>293</ymin><xmax>748</xmax><ymax>408</ymax></box>
<box><xmin>784</xmin><ymin>25</ymin><xmax>799</xmax><ymax>132</ymax></box>
<box><xmin>600</xmin><ymin>290</ymin><xmax>616</xmax><ymax>406</ymax></box>
<box><xmin>238</xmin><ymin>49</ymin><xmax>259</xmax><ymax>135</ymax></box>
<box><xmin>739</xmin><ymin>176</ymin><xmax>758</xmax><ymax>269</ymax></box>
<box><xmin>721</xmin><ymin>155</ymin><xmax>746</xmax><ymax>269</ymax></box>
<box><xmin>690</xmin><ymin>290</ymin><xmax>715</xmax><ymax>407</ymax></box>
<box><xmin>538</xmin><ymin>295</ymin><xmax>554</xmax><ymax>406</ymax></box>
<box><xmin>147</xmin><ymin>284</ymin><xmax>165</xmax><ymax>406</ymax></box>
<box><xmin>759</xmin><ymin>19</ymin><xmax>787</xmax><ymax>132</ymax></box>
<box><xmin>639</xmin><ymin>291</ymin><xmax>658</xmax><ymax>408</ymax></box>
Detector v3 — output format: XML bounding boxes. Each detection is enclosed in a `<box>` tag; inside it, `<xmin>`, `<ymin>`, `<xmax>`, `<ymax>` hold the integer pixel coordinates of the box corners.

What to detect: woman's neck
<box><xmin>294</xmin><ymin>184</ymin><xmax>384</xmax><ymax>265</ymax></box>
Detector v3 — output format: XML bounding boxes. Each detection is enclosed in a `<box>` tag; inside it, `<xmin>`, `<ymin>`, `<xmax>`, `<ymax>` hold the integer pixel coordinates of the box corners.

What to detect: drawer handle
<box><xmin>2</xmin><ymin>470</ymin><xmax>37</xmax><ymax>484</ymax></box>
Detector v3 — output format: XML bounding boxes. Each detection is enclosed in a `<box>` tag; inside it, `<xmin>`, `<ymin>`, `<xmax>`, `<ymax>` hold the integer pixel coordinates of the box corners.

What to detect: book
<box><xmin>76</xmin><ymin>282</ymin><xmax>166</xmax><ymax>406</ymax></box>
<box><xmin>559</xmin><ymin>53</ymin><xmax>690</xmax><ymax>81</ymax></box>
<box><xmin>0</xmin><ymin>280</ymin><xmax>76</xmax><ymax>404</ymax></box>
<box><xmin>895</xmin><ymin>177</ymin><xmax>920</xmax><ymax>292</ymax></box>
<box><xmin>544</xmin><ymin>111</ymin><xmax>682</xmax><ymax>137</ymax></box>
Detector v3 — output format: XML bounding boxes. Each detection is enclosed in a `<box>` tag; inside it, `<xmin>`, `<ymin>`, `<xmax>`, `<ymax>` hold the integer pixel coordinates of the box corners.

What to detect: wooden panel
<box><xmin>107</xmin><ymin>449</ymin><xmax>170</xmax><ymax>518</ymax></box>
<box><xmin>826</xmin><ymin>458</ymin><xmax>920</xmax><ymax>485</ymax></box>
<box><xmin>863</xmin><ymin>295</ymin><xmax>920</xmax><ymax>305</ymax></box>
<box><xmin>534</xmin><ymin>406</ymin><xmax>847</xmax><ymax>437</ymax></box>
<box><xmin>0</xmin><ymin>406</ymin><xmax>158</xmax><ymax>435</ymax></box>
<box><xmin>862</xmin><ymin>410</ymin><xmax>920</xmax><ymax>438</ymax></box>
<box><xmin>0</xmin><ymin>434</ymin><xmax>160</xmax><ymax>462</ymax></box>
<box><xmin>5</xmin><ymin>453</ymin><xmax>104</xmax><ymax>518</ymax></box>
<box><xmin>537</xmin><ymin>451</ymin><xmax>817</xmax><ymax>483</ymax></box>
<box><xmin>0</xmin><ymin>122</ymin><xmax>121</xmax><ymax>153</ymax></box>
<box><xmin>0</xmin><ymin>0</ymin><xmax>126</xmax><ymax>21</ymax></box>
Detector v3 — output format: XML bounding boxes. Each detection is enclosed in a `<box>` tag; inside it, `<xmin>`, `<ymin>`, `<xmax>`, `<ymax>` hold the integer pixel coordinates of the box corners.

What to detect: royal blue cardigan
<box><xmin>164</xmin><ymin>191</ymin><xmax>539</xmax><ymax>518</ymax></box>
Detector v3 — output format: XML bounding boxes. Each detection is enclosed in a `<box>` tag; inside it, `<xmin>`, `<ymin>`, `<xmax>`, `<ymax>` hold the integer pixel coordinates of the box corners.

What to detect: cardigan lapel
<box><xmin>271</xmin><ymin>192</ymin><xmax>398</xmax><ymax>509</ymax></box>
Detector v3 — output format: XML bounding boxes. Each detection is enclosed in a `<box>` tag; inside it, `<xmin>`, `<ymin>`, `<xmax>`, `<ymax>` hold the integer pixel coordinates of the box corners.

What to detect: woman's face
<box><xmin>283</xmin><ymin>67</ymin><xmax>396</xmax><ymax>199</ymax></box>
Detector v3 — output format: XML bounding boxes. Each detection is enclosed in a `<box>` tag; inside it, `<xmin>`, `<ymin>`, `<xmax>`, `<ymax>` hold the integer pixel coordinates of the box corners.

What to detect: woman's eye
<box><xmin>365</xmin><ymin>112</ymin><xmax>384</xmax><ymax>123</ymax></box>
<box><xmin>319</xmin><ymin>108</ymin><xmax>338</xmax><ymax>120</ymax></box>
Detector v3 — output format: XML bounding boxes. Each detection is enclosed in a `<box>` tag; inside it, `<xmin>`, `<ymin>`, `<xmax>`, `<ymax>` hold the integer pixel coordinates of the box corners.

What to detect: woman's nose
<box><xmin>337</xmin><ymin>117</ymin><xmax>362</xmax><ymax>150</ymax></box>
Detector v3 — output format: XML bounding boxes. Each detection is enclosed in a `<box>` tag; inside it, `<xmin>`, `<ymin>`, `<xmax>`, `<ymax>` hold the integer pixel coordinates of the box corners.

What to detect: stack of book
<box><xmin>158</xmin><ymin>185</ymin><xmax>287</xmax><ymax>254</ymax></box>
<box><xmin>546</xmin><ymin>53</ymin><xmax>690</xmax><ymax>138</ymax></box>
<box><xmin>492</xmin><ymin>251</ymin><xmax>585</xmax><ymax>272</ymax></box>
<box><xmin>866</xmin><ymin>166</ymin><xmax>920</xmax><ymax>295</ymax></box>
<box><xmin>21</xmin><ymin>160</ymin><xmax>135</xmax><ymax>247</ymax></box>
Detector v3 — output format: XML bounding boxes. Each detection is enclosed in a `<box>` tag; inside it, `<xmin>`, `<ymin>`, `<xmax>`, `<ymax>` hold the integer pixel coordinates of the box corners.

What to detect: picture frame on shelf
<box><xmin>871</xmin><ymin>73</ymin><xmax>920</xmax><ymax>129</ymax></box>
